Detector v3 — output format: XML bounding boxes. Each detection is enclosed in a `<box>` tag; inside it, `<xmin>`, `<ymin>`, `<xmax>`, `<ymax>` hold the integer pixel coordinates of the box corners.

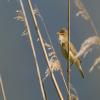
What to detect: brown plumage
<box><xmin>57</xmin><ymin>27</ymin><xmax>84</xmax><ymax>78</ymax></box>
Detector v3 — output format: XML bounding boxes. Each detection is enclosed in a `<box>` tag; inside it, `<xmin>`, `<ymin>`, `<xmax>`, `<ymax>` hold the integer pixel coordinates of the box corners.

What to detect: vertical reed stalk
<box><xmin>67</xmin><ymin>0</ymin><xmax>71</xmax><ymax>100</ymax></box>
<box><xmin>19</xmin><ymin>0</ymin><xmax>47</xmax><ymax>100</ymax></box>
<box><xmin>28</xmin><ymin>0</ymin><xmax>64</xmax><ymax>99</ymax></box>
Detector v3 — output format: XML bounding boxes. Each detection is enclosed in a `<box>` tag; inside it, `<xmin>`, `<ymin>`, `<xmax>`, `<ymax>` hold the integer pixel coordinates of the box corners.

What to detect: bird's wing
<box><xmin>69</xmin><ymin>42</ymin><xmax>82</xmax><ymax>63</ymax></box>
<box><xmin>69</xmin><ymin>42</ymin><xmax>78</xmax><ymax>55</ymax></box>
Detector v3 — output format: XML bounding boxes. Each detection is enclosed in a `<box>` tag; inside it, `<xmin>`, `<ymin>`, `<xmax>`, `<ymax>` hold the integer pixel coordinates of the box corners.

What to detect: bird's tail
<box><xmin>78</xmin><ymin>64</ymin><xmax>84</xmax><ymax>78</ymax></box>
<box><xmin>75</xmin><ymin>59</ymin><xmax>84</xmax><ymax>78</ymax></box>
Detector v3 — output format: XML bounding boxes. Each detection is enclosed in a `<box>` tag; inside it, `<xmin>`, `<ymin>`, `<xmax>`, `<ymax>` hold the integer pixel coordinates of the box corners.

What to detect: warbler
<box><xmin>57</xmin><ymin>27</ymin><xmax>84</xmax><ymax>78</ymax></box>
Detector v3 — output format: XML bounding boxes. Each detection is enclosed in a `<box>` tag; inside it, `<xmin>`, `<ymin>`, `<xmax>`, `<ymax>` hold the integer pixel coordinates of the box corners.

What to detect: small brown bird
<box><xmin>57</xmin><ymin>27</ymin><xmax>84</xmax><ymax>78</ymax></box>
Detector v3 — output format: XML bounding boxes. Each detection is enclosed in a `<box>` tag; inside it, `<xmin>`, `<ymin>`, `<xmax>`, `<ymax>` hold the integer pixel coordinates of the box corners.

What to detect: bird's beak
<box><xmin>56</xmin><ymin>32</ymin><xmax>59</xmax><ymax>37</ymax></box>
<box><xmin>56</xmin><ymin>32</ymin><xmax>63</xmax><ymax>45</ymax></box>
<box><xmin>56</xmin><ymin>32</ymin><xmax>60</xmax><ymax>44</ymax></box>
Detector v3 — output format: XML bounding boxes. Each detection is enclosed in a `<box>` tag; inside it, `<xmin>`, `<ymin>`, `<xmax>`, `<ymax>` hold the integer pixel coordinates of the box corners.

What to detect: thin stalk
<box><xmin>0</xmin><ymin>75</ymin><xmax>7</xmax><ymax>100</ymax></box>
<box><xmin>67</xmin><ymin>0</ymin><xmax>71</xmax><ymax>100</ymax></box>
<box><xmin>89</xmin><ymin>19</ymin><xmax>98</xmax><ymax>36</ymax></box>
<box><xmin>19</xmin><ymin>0</ymin><xmax>47</xmax><ymax>100</ymax></box>
<box><xmin>60</xmin><ymin>70</ymin><xmax>70</xmax><ymax>96</ymax></box>
<box><xmin>28</xmin><ymin>0</ymin><xmax>64</xmax><ymax>100</ymax></box>
<box><xmin>41</xmin><ymin>9</ymin><xmax>70</xmax><ymax>97</ymax></box>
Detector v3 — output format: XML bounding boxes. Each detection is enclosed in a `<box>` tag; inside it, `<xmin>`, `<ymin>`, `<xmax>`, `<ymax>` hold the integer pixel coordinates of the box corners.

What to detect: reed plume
<box><xmin>76</xmin><ymin>36</ymin><xmax>100</xmax><ymax>59</ymax></box>
<box><xmin>89</xmin><ymin>57</ymin><xmax>100</xmax><ymax>72</ymax></box>
<box><xmin>74</xmin><ymin>0</ymin><xmax>98</xmax><ymax>35</ymax></box>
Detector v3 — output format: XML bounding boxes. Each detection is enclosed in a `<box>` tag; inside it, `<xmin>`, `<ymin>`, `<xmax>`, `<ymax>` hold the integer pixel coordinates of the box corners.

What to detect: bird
<box><xmin>56</xmin><ymin>27</ymin><xmax>84</xmax><ymax>78</ymax></box>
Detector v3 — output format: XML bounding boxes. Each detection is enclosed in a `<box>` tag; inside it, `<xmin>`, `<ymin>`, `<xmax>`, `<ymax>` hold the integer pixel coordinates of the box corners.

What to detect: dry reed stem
<box><xmin>28</xmin><ymin>0</ymin><xmax>64</xmax><ymax>99</ymax></box>
<box><xmin>19</xmin><ymin>0</ymin><xmax>47</xmax><ymax>100</ymax></box>
<box><xmin>39</xmin><ymin>40</ymin><xmax>70</xmax><ymax>96</ymax></box>
<box><xmin>67</xmin><ymin>0</ymin><xmax>71</xmax><ymax>100</ymax></box>
<box><xmin>34</xmin><ymin>1</ymin><xmax>72</xmax><ymax>98</ymax></box>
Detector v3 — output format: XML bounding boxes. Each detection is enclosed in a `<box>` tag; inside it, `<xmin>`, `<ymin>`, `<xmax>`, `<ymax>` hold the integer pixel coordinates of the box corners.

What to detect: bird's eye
<box><xmin>60</xmin><ymin>33</ymin><xmax>65</xmax><ymax>35</ymax></box>
<box><xmin>59</xmin><ymin>29</ymin><xmax>65</xmax><ymax>33</ymax></box>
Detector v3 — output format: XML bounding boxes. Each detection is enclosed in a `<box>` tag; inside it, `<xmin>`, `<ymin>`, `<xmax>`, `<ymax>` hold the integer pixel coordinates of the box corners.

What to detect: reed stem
<box><xmin>28</xmin><ymin>0</ymin><xmax>64</xmax><ymax>99</ymax></box>
<box><xmin>19</xmin><ymin>0</ymin><xmax>47</xmax><ymax>99</ymax></box>
<box><xmin>67</xmin><ymin>0</ymin><xmax>71</xmax><ymax>100</ymax></box>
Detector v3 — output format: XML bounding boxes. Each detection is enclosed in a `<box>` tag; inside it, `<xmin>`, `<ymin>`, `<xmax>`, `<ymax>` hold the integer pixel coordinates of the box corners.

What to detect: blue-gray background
<box><xmin>0</xmin><ymin>0</ymin><xmax>100</xmax><ymax>100</ymax></box>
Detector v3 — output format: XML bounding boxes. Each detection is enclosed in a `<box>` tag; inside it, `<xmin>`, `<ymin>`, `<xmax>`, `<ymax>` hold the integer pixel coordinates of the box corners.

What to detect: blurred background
<box><xmin>0</xmin><ymin>0</ymin><xmax>100</xmax><ymax>100</ymax></box>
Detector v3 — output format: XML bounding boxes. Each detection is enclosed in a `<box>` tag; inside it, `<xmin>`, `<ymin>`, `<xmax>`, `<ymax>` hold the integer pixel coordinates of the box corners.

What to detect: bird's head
<box><xmin>56</xmin><ymin>27</ymin><xmax>68</xmax><ymax>45</ymax></box>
